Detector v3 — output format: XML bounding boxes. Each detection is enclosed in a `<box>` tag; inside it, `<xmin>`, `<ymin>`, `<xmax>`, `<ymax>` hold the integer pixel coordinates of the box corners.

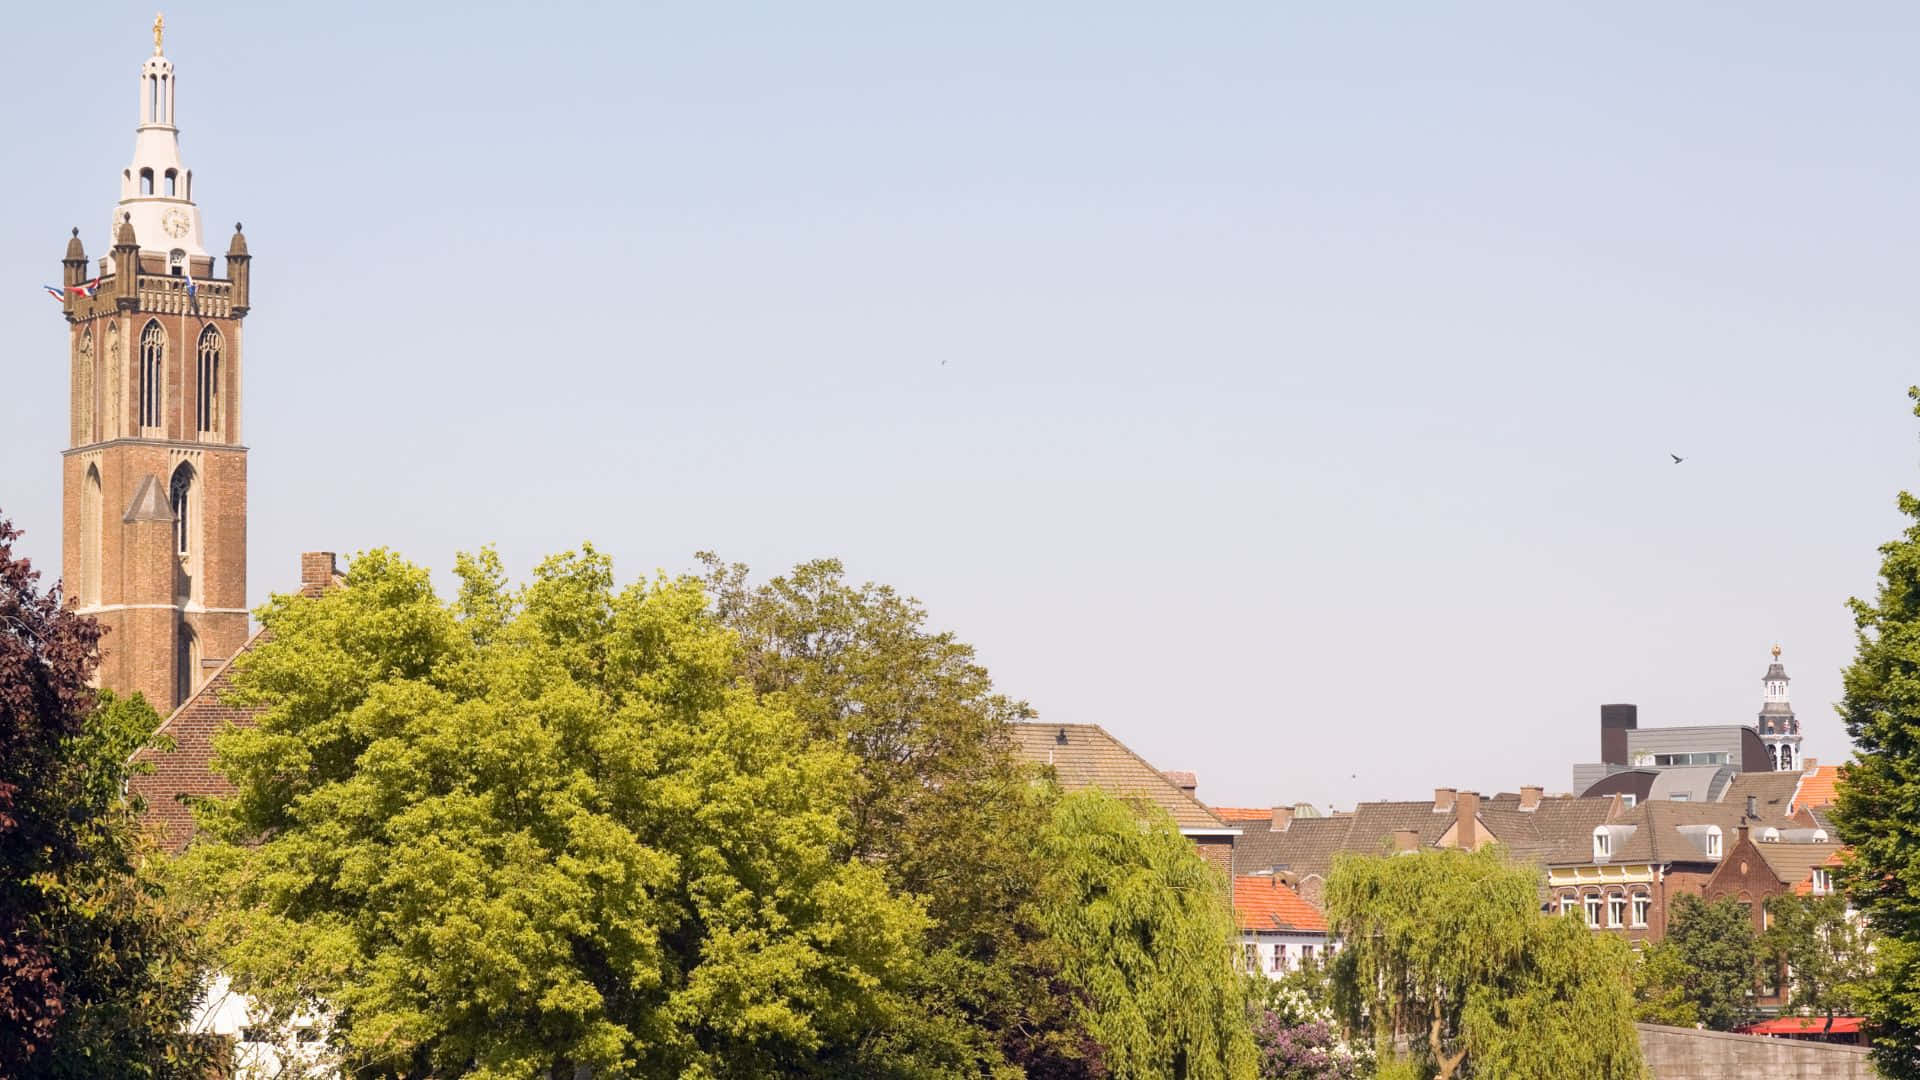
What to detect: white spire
<box><xmin>111</xmin><ymin>14</ymin><xmax>204</xmax><ymax>270</ymax></box>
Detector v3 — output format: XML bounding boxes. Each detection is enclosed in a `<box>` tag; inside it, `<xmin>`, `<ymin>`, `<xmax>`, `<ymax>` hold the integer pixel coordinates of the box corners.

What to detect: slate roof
<box><xmin>1008</xmin><ymin>723</ymin><xmax>1229</xmax><ymax>831</ymax></box>
<box><xmin>1233</xmin><ymin>875</ymin><xmax>1327</xmax><ymax>934</ymax></box>
<box><xmin>130</xmin><ymin>628</ymin><xmax>269</xmax><ymax>852</ymax></box>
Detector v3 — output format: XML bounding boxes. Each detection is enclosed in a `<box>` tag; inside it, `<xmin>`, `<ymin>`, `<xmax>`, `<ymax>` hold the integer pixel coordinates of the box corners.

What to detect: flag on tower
<box><xmin>72</xmin><ymin>277</ymin><xmax>101</xmax><ymax>298</ymax></box>
<box><xmin>43</xmin><ymin>284</ymin><xmax>66</xmax><ymax>302</ymax></box>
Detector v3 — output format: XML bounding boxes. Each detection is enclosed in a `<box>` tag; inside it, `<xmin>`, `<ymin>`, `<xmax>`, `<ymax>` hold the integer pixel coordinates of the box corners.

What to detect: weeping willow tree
<box><xmin>1325</xmin><ymin>846</ymin><xmax>1642</xmax><ymax>1080</ymax></box>
<box><xmin>1035</xmin><ymin>791</ymin><xmax>1257</xmax><ymax>1080</ymax></box>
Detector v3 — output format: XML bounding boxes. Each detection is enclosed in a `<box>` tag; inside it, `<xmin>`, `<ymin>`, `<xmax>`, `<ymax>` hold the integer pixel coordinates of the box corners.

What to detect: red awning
<box><xmin>1736</xmin><ymin>1016</ymin><xmax>1864</xmax><ymax>1036</ymax></box>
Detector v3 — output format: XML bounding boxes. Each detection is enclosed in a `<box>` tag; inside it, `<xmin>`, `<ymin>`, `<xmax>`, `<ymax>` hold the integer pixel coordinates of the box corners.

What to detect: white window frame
<box><xmin>1584</xmin><ymin>894</ymin><xmax>1603</xmax><ymax>928</ymax></box>
<box><xmin>1608</xmin><ymin>894</ymin><xmax>1627</xmax><ymax>928</ymax></box>
<box><xmin>1706</xmin><ymin>828</ymin><xmax>1722</xmax><ymax>858</ymax></box>
<box><xmin>1271</xmin><ymin>943</ymin><xmax>1287</xmax><ymax>972</ymax></box>
<box><xmin>1632</xmin><ymin>894</ymin><xmax>1651</xmax><ymax>928</ymax></box>
<box><xmin>1594</xmin><ymin>829</ymin><xmax>1611</xmax><ymax>859</ymax></box>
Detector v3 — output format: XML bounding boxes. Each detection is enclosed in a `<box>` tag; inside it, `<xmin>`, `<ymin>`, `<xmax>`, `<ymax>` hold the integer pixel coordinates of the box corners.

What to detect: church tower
<box><xmin>60</xmin><ymin>15</ymin><xmax>252</xmax><ymax>714</ymax></box>
<box><xmin>1757</xmin><ymin>644</ymin><xmax>1801</xmax><ymax>771</ymax></box>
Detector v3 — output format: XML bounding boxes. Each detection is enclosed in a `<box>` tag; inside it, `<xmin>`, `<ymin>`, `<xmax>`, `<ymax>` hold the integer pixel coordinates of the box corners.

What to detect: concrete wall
<box><xmin>1638</xmin><ymin>1024</ymin><xmax>1875</xmax><ymax>1079</ymax></box>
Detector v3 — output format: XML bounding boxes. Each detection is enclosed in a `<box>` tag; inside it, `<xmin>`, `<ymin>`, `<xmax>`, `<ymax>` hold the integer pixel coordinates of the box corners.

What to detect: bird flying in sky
<box><xmin>1670</xmin><ymin>453</ymin><xmax>1684</xmax><ymax>464</ymax></box>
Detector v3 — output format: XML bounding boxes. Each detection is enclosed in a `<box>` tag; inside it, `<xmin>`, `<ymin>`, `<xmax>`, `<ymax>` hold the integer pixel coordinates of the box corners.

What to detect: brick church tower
<box><xmin>59</xmin><ymin>16</ymin><xmax>252</xmax><ymax>714</ymax></box>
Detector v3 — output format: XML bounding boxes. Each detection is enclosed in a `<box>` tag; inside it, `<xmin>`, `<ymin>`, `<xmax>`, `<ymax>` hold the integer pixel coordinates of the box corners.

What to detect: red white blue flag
<box><xmin>71</xmin><ymin>277</ymin><xmax>101</xmax><ymax>298</ymax></box>
<box><xmin>43</xmin><ymin>284</ymin><xmax>65</xmax><ymax>302</ymax></box>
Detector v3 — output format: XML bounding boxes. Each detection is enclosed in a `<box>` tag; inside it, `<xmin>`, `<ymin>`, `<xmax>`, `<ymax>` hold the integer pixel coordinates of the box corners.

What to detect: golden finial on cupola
<box><xmin>153</xmin><ymin>13</ymin><xmax>165</xmax><ymax>55</ymax></box>
<box><xmin>1772</xmin><ymin>643</ymin><xmax>1782</xmax><ymax>659</ymax></box>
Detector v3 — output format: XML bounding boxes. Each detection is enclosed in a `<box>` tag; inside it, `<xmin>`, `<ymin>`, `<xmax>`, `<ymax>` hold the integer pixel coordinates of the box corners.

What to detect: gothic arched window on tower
<box><xmin>140</xmin><ymin>320</ymin><xmax>165</xmax><ymax>430</ymax></box>
<box><xmin>176</xmin><ymin>625</ymin><xmax>199</xmax><ymax>707</ymax></box>
<box><xmin>81</xmin><ymin>465</ymin><xmax>103</xmax><ymax>608</ymax></box>
<box><xmin>164</xmin><ymin>168</ymin><xmax>177</xmax><ymax>197</ymax></box>
<box><xmin>76</xmin><ymin>330</ymin><xmax>95</xmax><ymax>443</ymax></box>
<box><xmin>140</xmin><ymin>167</ymin><xmax>154</xmax><ymax>195</ymax></box>
<box><xmin>169</xmin><ymin>463</ymin><xmax>193</xmax><ymax>556</ymax></box>
<box><xmin>196</xmin><ymin>326</ymin><xmax>222</xmax><ymax>435</ymax></box>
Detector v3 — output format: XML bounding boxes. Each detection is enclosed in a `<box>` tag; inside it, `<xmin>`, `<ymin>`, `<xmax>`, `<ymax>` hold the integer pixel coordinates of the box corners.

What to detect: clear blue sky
<box><xmin>5</xmin><ymin>2</ymin><xmax>1918</xmax><ymax>810</ymax></box>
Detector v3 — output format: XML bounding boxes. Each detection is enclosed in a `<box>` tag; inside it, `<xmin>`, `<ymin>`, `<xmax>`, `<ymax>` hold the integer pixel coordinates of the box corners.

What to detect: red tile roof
<box><xmin>1233</xmin><ymin>875</ymin><xmax>1327</xmax><ymax>933</ymax></box>
<box><xmin>1738</xmin><ymin>1016</ymin><xmax>1864</xmax><ymax>1036</ymax></box>
<box><xmin>1795</xmin><ymin>765</ymin><xmax>1844</xmax><ymax>812</ymax></box>
<box><xmin>1211</xmin><ymin>807</ymin><xmax>1275</xmax><ymax>825</ymax></box>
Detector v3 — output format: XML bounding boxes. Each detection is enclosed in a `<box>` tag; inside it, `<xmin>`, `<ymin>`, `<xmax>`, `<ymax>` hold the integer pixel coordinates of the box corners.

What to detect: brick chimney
<box><xmin>1271</xmin><ymin>805</ymin><xmax>1294</xmax><ymax>833</ymax></box>
<box><xmin>1519</xmin><ymin>785</ymin><xmax>1543</xmax><ymax>812</ymax></box>
<box><xmin>1433</xmin><ymin>787</ymin><xmax>1456</xmax><ymax>813</ymax></box>
<box><xmin>300</xmin><ymin>551</ymin><xmax>339</xmax><ymax>597</ymax></box>
<box><xmin>1392</xmin><ymin>828</ymin><xmax>1420</xmax><ymax>853</ymax></box>
<box><xmin>1455</xmin><ymin>790</ymin><xmax>1482</xmax><ymax>851</ymax></box>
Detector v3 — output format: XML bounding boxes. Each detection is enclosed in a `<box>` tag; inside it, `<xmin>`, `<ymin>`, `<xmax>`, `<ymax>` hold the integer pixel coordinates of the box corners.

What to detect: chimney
<box><xmin>1519</xmin><ymin>785</ymin><xmax>1543</xmax><ymax>812</ymax></box>
<box><xmin>300</xmin><ymin>551</ymin><xmax>339</xmax><ymax>596</ymax></box>
<box><xmin>1745</xmin><ymin>795</ymin><xmax>1758</xmax><ymax>821</ymax></box>
<box><xmin>1601</xmin><ymin>703</ymin><xmax>1639</xmax><ymax>766</ymax></box>
<box><xmin>1433</xmin><ymin>787</ymin><xmax>1456</xmax><ymax>813</ymax></box>
<box><xmin>1392</xmin><ymin>828</ymin><xmax>1420</xmax><ymax>853</ymax></box>
<box><xmin>1271</xmin><ymin>805</ymin><xmax>1294</xmax><ymax>832</ymax></box>
<box><xmin>1455</xmin><ymin>790</ymin><xmax>1482</xmax><ymax>851</ymax></box>
<box><xmin>1163</xmin><ymin>771</ymin><xmax>1198</xmax><ymax>797</ymax></box>
<box><xmin>1804</xmin><ymin>757</ymin><xmax>1818</xmax><ymax>769</ymax></box>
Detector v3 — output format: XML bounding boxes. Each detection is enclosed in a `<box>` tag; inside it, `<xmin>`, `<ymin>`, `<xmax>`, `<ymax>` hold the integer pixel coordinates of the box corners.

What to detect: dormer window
<box><xmin>1811</xmin><ymin>869</ymin><xmax>1834</xmax><ymax>896</ymax></box>
<box><xmin>1705</xmin><ymin>827</ymin><xmax>1723</xmax><ymax>858</ymax></box>
<box><xmin>1761</xmin><ymin>827</ymin><xmax>1780</xmax><ymax>843</ymax></box>
<box><xmin>1593</xmin><ymin>828</ymin><xmax>1611</xmax><ymax>860</ymax></box>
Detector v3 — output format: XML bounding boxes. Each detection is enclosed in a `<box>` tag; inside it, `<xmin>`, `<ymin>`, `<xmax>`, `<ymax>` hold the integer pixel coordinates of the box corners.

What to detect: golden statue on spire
<box><xmin>153</xmin><ymin>13</ymin><xmax>164</xmax><ymax>55</ymax></box>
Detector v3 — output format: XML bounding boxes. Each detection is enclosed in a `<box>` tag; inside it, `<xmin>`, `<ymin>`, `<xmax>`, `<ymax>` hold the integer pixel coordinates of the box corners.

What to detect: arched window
<box><xmin>139</xmin><ymin>321</ymin><xmax>165</xmax><ymax>430</ymax></box>
<box><xmin>164</xmin><ymin>169</ymin><xmax>177</xmax><ymax>196</ymax></box>
<box><xmin>81</xmin><ymin>466</ymin><xmax>103</xmax><ymax>607</ymax></box>
<box><xmin>75</xmin><ymin>330</ymin><xmax>95</xmax><ymax>443</ymax></box>
<box><xmin>169</xmin><ymin>463</ymin><xmax>193</xmax><ymax>556</ymax></box>
<box><xmin>196</xmin><ymin>326</ymin><xmax>222</xmax><ymax>434</ymax></box>
<box><xmin>148</xmin><ymin>76</ymin><xmax>158</xmax><ymax>123</ymax></box>
<box><xmin>176</xmin><ymin>625</ymin><xmax>198</xmax><ymax>706</ymax></box>
<box><xmin>140</xmin><ymin>167</ymin><xmax>154</xmax><ymax>195</ymax></box>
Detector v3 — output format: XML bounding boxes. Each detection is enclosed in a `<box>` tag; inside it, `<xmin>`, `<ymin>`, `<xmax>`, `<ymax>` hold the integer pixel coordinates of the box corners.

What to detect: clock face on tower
<box><xmin>161</xmin><ymin>207</ymin><xmax>191</xmax><ymax>239</ymax></box>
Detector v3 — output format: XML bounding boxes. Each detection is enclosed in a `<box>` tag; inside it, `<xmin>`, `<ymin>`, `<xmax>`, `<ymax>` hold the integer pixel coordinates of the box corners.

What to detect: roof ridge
<box><xmin>140</xmin><ymin>625</ymin><xmax>267</xmax><ymax>754</ymax></box>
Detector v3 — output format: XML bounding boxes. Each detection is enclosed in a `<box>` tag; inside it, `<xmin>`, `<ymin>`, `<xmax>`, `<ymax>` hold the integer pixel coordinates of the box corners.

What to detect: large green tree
<box><xmin>1664</xmin><ymin>895</ymin><xmax>1759</xmax><ymax>1032</ymax></box>
<box><xmin>1630</xmin><ymin>942</ymin><xmax>1700</xmax><ymax>1029</ymax></box>
<box><xmin>177</xmin><ymin>546</ymin><xmax>947</xmax><ymax>1079</ymax></box>
<box><xmin>1833</xmin><ymin>388</ymin><xmax>1920</xmax><ymax>1079</ymax></box>
<box><xmin>0</xmin><ymin>514</ymin><xmax>210</xmax><ymax>1078</ymax></box>
<box><xmin>701</xmin><ymin>555</ymin><xmax>1092</xmax><ymax>1075</ymax></box>
<box><xmin>1762</xmin><ymin>893</ymin><xmax>1874</xmax><ymax>1033</ymax></box>
<box><xmin>1324</xmin><ymin>847</ymin><xmax>1642</xmax><ymax>1080</ymax></box>
<box><xmin>1035</xmin><ymin>791</ymin><xmax>1257</xmax><ymax>1080</ymax></box>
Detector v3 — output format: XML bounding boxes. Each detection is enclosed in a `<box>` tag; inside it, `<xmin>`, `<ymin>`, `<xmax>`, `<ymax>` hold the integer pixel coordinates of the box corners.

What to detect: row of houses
<box><xmin>1009</xmin><ymin>716</ymin><xmax>1847</xmax><ymax>1001</ymax></box>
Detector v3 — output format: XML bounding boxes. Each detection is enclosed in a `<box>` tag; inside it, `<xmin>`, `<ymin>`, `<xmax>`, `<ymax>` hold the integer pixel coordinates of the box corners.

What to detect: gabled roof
<box><xmin>130</xmin><ymin>628</ymin><xmax>269</xmax><ymax>852</ymax></box>
<box><xmin>1233</xmin><ymin>875</ymin><xmax>1327</xmax><ymax>934</ymax></box>
<box><xmin>1724</xmin><ymin>770</ymin><xmax>1804</xmax><ymax>821</ymax></box>
<box><xmin>1754</xmin><ymin>841</ymin><xmax>1844</xmax><ymax>892</ymax></box>
<box><xmin>1008</xmin><ymin>723</ymin><xmax>1230</xmax><ymax>832</ymax></box>
<box><xmin>1233</xmin><ymin>815</ymin><xmax>1357</xmax><ymax>880</ymax></box>
<box><xmin>1560</xmin><ymin>798</ymin><xmax>1800</xmax><ymax>867</ymax></box>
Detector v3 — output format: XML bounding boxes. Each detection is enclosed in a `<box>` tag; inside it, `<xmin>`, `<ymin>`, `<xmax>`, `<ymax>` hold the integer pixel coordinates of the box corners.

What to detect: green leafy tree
<box><xmin>1665</xmin><ymin>895</ymin><xmax>1760</xmax><ymax>1031</ymax></box>
<box><xmin>1630</xmin><ymin>942</ymin><xmax>1700</xmax><ymax>1028</ymax></box>
<box><xmin>1324</xmin><ymin>847</ymin><xmax>1642</xmax><ymax>1080</ymax></box>
<box><xmin>1763</xmin><ymin>891</ymin><xmax>1875</xmax><ymax>1032</ymax></box>
<box><xmin>1036</xmin><ymin>790</ymin><xmax>1257</xmax><ymax>1080</ymax></box>
<box><xmin>0</xmin><ymin>514</ymin><xmax>211</xmax><ymax>1078</ymax></box>
<box><xmin>1833</xmin><ymin>389</ymin><xmax>1920</xmax><ymax>1079</ymax></box>
<box><xmin>700</xmin><ymin>555</ymin><xmax>1092</xmax><ymax>1075</ymax></box>
<box><xmin>176</xmin><ymin>546</ymin><xmax>947</xmax><ymax>1079</ymax></box>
